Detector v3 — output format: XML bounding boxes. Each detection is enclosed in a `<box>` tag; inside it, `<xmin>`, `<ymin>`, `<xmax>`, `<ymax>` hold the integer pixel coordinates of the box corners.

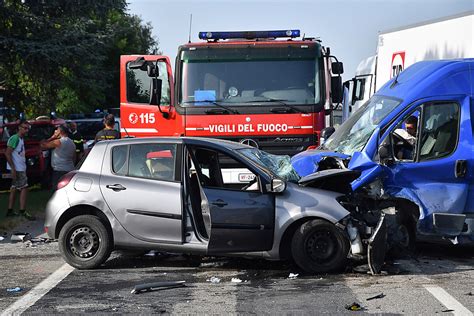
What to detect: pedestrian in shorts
<box><xmin>5</xmin><ymin>121</ymin><xmax>35</xmax><ymax>220</ymax></box>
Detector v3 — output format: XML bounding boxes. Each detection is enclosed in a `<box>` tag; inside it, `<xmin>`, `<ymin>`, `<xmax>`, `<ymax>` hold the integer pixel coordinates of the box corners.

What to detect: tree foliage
<box><xmin>0</xmin><ymin>0</ymin><xmax>157</xmax><ymax>118</ymax></box>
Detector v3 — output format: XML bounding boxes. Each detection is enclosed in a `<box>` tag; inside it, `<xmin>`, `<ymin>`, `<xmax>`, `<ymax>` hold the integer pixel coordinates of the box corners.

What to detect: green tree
<box><xmin>0</xmin><ymin>0</ymin><xmax>157</xmax><ymax>118</ymax></box>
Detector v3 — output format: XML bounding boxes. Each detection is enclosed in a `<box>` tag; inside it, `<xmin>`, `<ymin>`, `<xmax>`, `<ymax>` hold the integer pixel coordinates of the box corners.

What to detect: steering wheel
<box><xmin>242</xmin><ymin>177</ymin><xmax>258</xmax><ymax>191</ymax></box>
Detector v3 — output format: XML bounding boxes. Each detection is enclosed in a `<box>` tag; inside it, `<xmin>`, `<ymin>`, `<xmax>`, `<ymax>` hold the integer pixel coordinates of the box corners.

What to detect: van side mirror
<box><xmin>331</xmin><ymin>76</ymin><xmax>343</xmax><ymax>104</ymax></box>
<box><xmin>149</xmin><ymin>78</ymin><xmax>162</xmax><ymax>106</ymax></box>
<box><xmin>378</xmin><ymin>144</ymin><xmax>394</xmax><ymax>166</ymax></box>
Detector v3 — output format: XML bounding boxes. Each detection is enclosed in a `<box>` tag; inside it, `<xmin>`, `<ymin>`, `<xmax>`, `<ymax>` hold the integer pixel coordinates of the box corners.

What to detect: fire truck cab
<box><xmin>120</xmin><ymin>29</ymin><xmax>343</xmax><ymax>156</ymax></box>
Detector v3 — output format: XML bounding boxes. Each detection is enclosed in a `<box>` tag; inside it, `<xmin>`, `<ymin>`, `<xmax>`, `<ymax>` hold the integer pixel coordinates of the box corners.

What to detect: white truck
<box><xmin>343</xmin><ymin>11</ymin><xmax>473</xmax><ymax>120</ymax></box>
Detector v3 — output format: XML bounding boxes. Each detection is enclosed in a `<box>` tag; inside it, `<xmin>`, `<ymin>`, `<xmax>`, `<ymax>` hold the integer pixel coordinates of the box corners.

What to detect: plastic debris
<box><xmin>7</xmin><ymin>287</ymin><xmax>22</xmax><ymax>293</ymax></box>
<box><xmin>231</xmin><ymin>278</ymin><xmax>242</xmax><ymax>283</ymax></box>
<box><xmin>131</xmin><ymin>281</ymin><xmax>185</xmax><ymax>294</ymax></box>
<box><xmin>206</xmin><ymin>276</ymin><xmax>221</xmax><ymax>284</ymax></box>
<box><xmin>11</xmin><ymin>233</ymin><xmax>31</xmax><ymax>242</ymax></box>
<box><xmin>288</xmin><ymin>273</ymin><xmax>299</xmax><ymax>279</ymax></box>
<box><xmin>0</xmin><ymin>236</ymin><xmax>4</xmax><ymax>241</ymax></box>
<box><xmin>345</xmin><ymin>302</ymin><xmax>363</xmax><ymax>311</ymax></box>
<box><xmin>441</xmin><ymin>310</ymin><xmax>454</xmax><ymax>313</ymax></box>
<box><xmin>366</xmin><ymin>293</ymin><xmax>386</xmax><ymax>301</ymax></box>
<box><xmin>466</xmin><ymin>292</ymin><xmax>473</xmax><ymax>296</ymax></box>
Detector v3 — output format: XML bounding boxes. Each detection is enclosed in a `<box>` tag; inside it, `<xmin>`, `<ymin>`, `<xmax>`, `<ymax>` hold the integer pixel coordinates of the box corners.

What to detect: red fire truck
<box><xmin>120</xmin><ymin>29</ymin><xmax>343</xmax><ymax>155</ymax></box>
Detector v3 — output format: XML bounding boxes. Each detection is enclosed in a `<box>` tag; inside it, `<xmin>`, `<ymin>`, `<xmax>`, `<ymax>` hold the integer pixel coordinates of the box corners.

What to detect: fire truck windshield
<box><xmin>179</xmin><ymin>46</ymin><xmax>321</xmax><ymax>107</ymax></box>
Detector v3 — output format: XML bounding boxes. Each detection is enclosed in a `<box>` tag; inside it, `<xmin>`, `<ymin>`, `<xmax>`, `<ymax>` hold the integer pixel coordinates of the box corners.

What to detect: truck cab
<box><xmin>292</xmin><ymin>59</ymin><xmax>474</xmax><ymax>245</ymax></box>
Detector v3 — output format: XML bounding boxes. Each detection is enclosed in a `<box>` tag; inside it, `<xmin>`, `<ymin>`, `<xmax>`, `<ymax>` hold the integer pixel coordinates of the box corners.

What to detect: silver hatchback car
<box><xmin>45</xmin><ymin>137</ymin><xmax>354</xmax><ymax>273</ymax></box>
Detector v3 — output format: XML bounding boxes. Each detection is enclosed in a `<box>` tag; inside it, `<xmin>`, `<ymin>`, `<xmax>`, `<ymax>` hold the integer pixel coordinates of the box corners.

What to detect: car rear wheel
<box><xmin>59</xmin><ymin>215</ymin><xmax>112</xmax><ymax>269</ymax></box>
<box><xmin>291</xmin><ymin>219</ymin><xmax>349</xmax><ymax>274</ymax></box>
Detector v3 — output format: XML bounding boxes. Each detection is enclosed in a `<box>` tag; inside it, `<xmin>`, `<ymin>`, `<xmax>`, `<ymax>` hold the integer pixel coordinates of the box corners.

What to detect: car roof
<box><xmin>100</xmin><ymin>136</ymin><xmax>253</xmax><ymax>150</ymax></box>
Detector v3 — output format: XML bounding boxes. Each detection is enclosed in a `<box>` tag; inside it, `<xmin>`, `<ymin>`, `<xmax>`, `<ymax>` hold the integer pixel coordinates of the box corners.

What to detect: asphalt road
<box><xmin>1</xmin><ymin>226</ymin><xmax>473</xmax><ymax>315</ymax></box>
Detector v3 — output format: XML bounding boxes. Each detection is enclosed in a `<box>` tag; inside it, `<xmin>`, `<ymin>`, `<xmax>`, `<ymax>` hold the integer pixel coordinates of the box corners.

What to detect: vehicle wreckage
<box><xmin>292</xmin><ymin>58</ymin><xmax>474</xmax><ymax>273</ymax></box>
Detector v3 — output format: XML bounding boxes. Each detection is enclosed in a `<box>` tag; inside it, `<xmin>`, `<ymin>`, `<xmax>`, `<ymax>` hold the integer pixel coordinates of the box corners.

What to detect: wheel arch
<box><xmin>55</xmin><ymin>204</ymin><xmax>113</xmax><ymax>242</ymax></box>
<box><xmin>278</xmin><ymin>216</ymin><xmax>344</xmax><ymax>260</ymax></box>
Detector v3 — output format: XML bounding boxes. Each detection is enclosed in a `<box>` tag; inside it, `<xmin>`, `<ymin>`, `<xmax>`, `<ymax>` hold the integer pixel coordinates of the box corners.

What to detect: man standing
<box><xmin>5</xmin><ymin>121</ymin><xmax>35</xmax><ymax>220</ymax></box>
<box><xmin>68</xmin><ymin>121</ymin><xmax>84</xmax><ymax>164</ymax></box>
<box><xmin>40</xmin><ymin>124</ymin><xmax>76</xmax><ymax>190</ymax></box>
<box><xmin>94</xmin><ymin>114</ymin><xmax>120</xmax><ymax>143</ymax></box>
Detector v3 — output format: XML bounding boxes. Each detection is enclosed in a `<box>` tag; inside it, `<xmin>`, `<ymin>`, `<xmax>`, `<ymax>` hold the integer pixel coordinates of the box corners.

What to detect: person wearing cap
<box><xmin>94</xmin><ymin>113</ymin><xmax>120</xmax><ymax>143</ymax></box>
<box><xmin>5</xmin><ymin>120</ymin><xmax>35</xmax><ymax>220</ymax></box>
<box><xmin>40</xmin><ymin>124</ymin><xmax>76</xmax><ymax>190</ymax></box>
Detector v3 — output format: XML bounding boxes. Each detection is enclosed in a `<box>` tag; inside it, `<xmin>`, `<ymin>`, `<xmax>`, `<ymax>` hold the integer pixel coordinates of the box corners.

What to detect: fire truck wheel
<box><xmin>59</xmin><ymin>215</ymin><xmax>113</xmax><ymax>269</ymax></box>
<box><xmin>291</xmin><ymin>219</ymin><xmax>349</xmax><ymax>274</ymax></box>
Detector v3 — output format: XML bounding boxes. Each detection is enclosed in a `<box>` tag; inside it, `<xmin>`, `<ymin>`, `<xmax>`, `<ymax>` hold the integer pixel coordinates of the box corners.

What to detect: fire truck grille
<box><xmin>218</xmin><ymin>135</ymin><xmax>317</xmax><ymax>156</ymax></box>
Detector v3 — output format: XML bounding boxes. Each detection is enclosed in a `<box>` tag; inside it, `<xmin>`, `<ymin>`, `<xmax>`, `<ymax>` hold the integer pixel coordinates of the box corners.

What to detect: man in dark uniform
<box><xmin>68</xmin><ymin>121</ymin><xmax>84</xmax><ymax>163</ymax></box>
<box><xmin>95</xmin><ymin>114</ymin><xmax>120</xmax><ymax>143</ymax></box>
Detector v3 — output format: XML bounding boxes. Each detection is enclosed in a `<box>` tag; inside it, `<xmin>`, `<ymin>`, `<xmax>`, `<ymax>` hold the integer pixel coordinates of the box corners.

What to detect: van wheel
<box><xmin>59</xmin><ymin>215</ymin><xmax>112</xmax><ymax>269</ymax></box>
<box><xmin>291</xmin><ymin>219</ymin><xmax>349</xmax><ymax>274</ymax></box>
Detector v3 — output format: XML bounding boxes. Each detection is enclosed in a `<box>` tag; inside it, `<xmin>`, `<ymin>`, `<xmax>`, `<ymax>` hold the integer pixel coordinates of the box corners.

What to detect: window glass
<box><xmin>192</xmin><ymin>147</ymin><xmax>258</xmax><ymax>191</ymax></box>
<box><xmin>391</xmin><ymin>110</ymin><xmax>420</xmax><ymax>161</ymax></box>
<box><xmin>126</xmin><ymin>61</ymin><xmax>170</xmax><ymax>105</ymax></box>
<box><xmin>129</xmin><ymin>143</ymin><xmax>177</xmax><ymax>181</ymax></box>
<box><xmin>419</xmin><ymin>103</ymin><xmax>459</xmax><ymax>161</ymax></box>
<box><xmin>112</xmin><ymin>145</ymin><xmax>128</xmax><ymax>175</ymax></box>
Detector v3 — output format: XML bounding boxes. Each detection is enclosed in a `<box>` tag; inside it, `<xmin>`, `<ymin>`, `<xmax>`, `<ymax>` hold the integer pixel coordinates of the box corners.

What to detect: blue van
<box><xmin>292</xmin><ymin>59</ymin><xmax>474</xmax><ymax>270</ymax></box>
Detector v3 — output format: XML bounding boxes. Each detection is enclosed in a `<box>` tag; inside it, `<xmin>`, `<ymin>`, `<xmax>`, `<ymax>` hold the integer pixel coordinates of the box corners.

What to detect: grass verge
<box><xmin>0</xmin><ymin>185</ymin><xmax>52</xmax><ymax>231</ymax></box>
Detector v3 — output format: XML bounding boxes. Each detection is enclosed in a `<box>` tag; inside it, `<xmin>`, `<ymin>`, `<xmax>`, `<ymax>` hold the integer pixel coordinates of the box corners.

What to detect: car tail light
<box><xmin>57</xmin><ymin>171</ymin><xmax>77</xmax><ymax>190</ymax></box>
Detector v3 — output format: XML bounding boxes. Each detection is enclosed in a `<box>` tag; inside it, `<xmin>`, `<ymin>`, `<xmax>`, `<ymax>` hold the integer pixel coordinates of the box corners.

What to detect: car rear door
<box><xmin>100</xmin><ymin>141</ymin><xmax>183</xmax><ymax>243</ymax></box>
<box><xmin>189</xmin><ymin>146</ymin><xmax>275</xmax><ymax>253</ymax></box>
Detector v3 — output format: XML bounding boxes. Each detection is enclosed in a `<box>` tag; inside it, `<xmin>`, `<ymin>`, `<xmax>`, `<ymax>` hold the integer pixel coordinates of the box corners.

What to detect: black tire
<box><xmin>59</xmin><ymin>215</ymin><xmax>113</xmax><ymax>269</ymax></box>
<box><xmin>388</xmin><ymin>217</ymin><xmax>416</xmax><ymax>257</ymax></box>
<box><xmin>291</xmin><ymin>219</ymin><xmax>350</xmax><ymax>274</ymax></box>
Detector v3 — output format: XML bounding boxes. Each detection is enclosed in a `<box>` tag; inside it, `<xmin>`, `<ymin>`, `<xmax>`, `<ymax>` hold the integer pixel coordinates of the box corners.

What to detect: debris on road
<box><xmin>6</xmin><ymin>287</ymin><xmax>22</xmax><ymax>293</ymax></box>
<box><xmin>366</xmin><ymin>293</ymin><xmax>386</xmax><ymax>301</ymax></box>
<box><xmin>10</xmin><ymin>232</ymin><xmax>31</xmax><ymax>242</ymax></box>
<box><xmin>131</xmin><ymin>281</ymin><xmax>186</xmax><ymax>294</ymax></box>
<box><xmin>345</xmin><ymin>302</ymin><xmax>363</xmax><ymax>311</ymax></box>
<box><xmin>288</xmin><ymin>273</ymin><xmax>299</xmax><ymax>279</ymax></box>
<box><xmin>24</xmin><ymin>237</ymin><xmax>55</xmax><ymax>248</ymax></box>
<box><xmin>231</xmin><ymin>278</ymin><xmax>242</xmax><ymax>283</ymax></box>
<box><xmin>466</xmin><ymin>292</ymin><xmax>473</xmax><ymax>296</ymax></box>
<box><xmin>441</xmin><ymin>309</ymin><xmax>454</xmax><ymax>313</ymax></box>
<box><xmin>0</xmin><ymin>236</ymin><xmax>4</xmax><ymax>241</ymax></box>
<box><xmin>206</xmin><ymin>276</ymin><xmax>221</xmax><ymax>284</ymax></box>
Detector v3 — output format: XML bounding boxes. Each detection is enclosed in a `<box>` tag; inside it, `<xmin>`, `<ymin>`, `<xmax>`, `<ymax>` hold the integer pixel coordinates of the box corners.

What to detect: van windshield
<box><xmin>321</xmin><ymin>96</ymin><xmax>401</xmax><ymax>155</ymax></box>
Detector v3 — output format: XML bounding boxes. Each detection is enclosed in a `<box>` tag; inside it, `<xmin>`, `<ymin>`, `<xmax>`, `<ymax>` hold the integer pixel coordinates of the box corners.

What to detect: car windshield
<box><xmin>321</xmin><ymin>96</ymin><xmax>401</xmax><ymax>155</ymax></box>
<box><xmin>237</xmin><ymin>147</ymin><xmax>301</xmax><ymax>182</ymax></box>
<box><xmin>180</xmin><ymin>46</ymin><xmax>320</xmax><ymax>106</ymax></box>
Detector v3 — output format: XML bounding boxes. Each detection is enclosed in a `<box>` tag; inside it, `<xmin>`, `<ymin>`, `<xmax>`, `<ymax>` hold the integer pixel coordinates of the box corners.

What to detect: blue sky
<box><xmin>128</xmin><ymin>0</ymin><xmax>473</xmax><ymax>79</ymax></box>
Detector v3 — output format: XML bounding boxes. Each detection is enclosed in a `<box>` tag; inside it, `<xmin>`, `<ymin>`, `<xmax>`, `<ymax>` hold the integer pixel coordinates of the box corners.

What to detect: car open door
<box><xmin>188</xmin><ymin>146</ymin><xmax>275</xmax><ymax>253</ymax></box>
<box><xmin>120</xmin><ymin>55</ymin><xmax>183</xmax><ymax>137</ymax></box>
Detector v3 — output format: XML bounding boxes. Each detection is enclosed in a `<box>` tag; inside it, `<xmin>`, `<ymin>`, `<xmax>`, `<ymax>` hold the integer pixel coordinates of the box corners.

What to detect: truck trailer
<box><xmin>344</xmin><ymin>11</ymin><xmax>473</xmax><ymax>119</ymax></box>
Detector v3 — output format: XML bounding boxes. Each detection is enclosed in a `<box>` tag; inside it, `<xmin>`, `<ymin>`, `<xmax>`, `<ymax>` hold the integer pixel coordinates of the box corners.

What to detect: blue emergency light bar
<box><xmin>198</xmin><ymin>30</ymin><xmax>300</xmax><ymax>40</ymax></box>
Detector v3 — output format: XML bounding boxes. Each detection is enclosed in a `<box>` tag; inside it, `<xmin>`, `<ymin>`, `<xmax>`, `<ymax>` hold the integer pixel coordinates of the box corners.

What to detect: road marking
<box><xmin>424</xmin><ymin>285</ymin><xmax>473</xmax><ymax>316</ymax></box>
<box><xmin>1</xmin><ymin>263</ymin><xmax>74</xmax><ymax>316</ymax></box>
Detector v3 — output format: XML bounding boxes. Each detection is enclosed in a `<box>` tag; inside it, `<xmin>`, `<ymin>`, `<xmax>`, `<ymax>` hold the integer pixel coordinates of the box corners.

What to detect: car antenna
<box><xmin>390</xmin><ymin>70</ymin><xmax>401</xmax><ymax>89</ymax></box>
<box><xmin>122</xmin><ymin>126</ymin><xmax>133</xmax><ymax>138</ymax></box>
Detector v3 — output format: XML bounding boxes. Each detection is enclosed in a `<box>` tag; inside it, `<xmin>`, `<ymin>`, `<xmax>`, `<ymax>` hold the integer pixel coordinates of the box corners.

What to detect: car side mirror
<box><xmin>320</xmin><ymin>126</ymin><xmax>335</xmax><ymax>144</ymax></box>
<box><xmin>267</xmin><ymin>178</ymin><xmax>286</xmax><ymax>193</ymax></box>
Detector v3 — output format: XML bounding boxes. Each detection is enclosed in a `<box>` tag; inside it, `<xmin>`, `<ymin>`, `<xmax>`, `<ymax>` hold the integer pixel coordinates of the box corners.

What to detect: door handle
<box><xmin>455</xmin><ymin>160</ymin><xmax>467</xmax><ymax>178</ymax></box>
<box><xmin>211</xmin><ymin>199</ymin><xmax>228</xmax><ymax>207</ymax></box>
<box><xmin>106</xmin><ymin>184</ymin><xmax>127</xmax><ymax>191</ymax></box>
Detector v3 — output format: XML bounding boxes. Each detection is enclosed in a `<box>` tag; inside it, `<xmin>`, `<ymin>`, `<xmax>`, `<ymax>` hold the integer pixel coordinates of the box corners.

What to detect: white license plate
<box><xmin>238</xmin><ymin>173</ymin><xmax>255</xmax><ymax>182</ymax></box>
<box><xmin>2</xmin><ymin>173</ymin><xmax>12</xmax><ymax>179</ymax></box>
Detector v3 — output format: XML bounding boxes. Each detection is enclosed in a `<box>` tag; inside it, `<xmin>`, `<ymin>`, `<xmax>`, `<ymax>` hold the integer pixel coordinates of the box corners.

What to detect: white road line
<box><xmin>424</xmin><ymin>285</ymin><xmax>473</xmax><ymax>316</ymax></box>
<box><xmin>1</xmin><ymin>263</ymin><xmax>74</xmax><ymax>316</ymax></box>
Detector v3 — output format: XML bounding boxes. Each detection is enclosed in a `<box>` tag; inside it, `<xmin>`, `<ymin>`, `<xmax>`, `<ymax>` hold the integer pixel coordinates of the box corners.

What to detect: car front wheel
<box><xmin>291</xmin><ymin>219</ymin><xmax>349</xmax><ymax>274</ymax></box>
<box><xmin>59</xmin><ymin>215</ymin><xmax>112</xmax><ymax>269</ymax></box>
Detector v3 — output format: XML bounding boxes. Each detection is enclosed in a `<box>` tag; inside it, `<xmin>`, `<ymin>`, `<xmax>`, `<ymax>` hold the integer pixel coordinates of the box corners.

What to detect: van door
<box><xmin>120</xmin><ymin>55</ymin><xmax>183</xmax><ymax>137</ymax></box>
<box><xmin>383</xmin><ymin>96</ymin><xmax>472</xmax><ymax>235</ymax></box>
